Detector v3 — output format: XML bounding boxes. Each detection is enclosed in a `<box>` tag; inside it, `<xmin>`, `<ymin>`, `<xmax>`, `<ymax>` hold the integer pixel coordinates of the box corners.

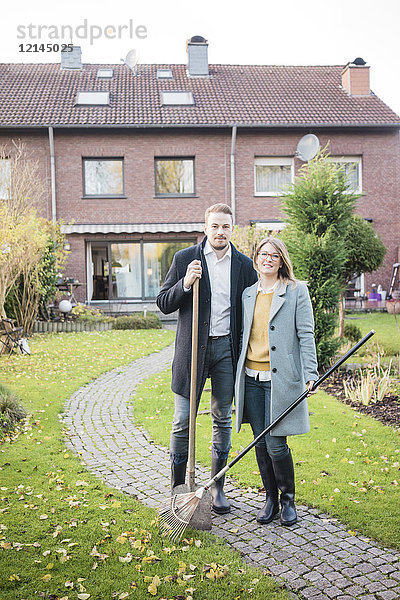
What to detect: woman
<box><xmin>235</xmin><ymin>237</ymin><xmax>318</xmax><ymax>526</ymax></box>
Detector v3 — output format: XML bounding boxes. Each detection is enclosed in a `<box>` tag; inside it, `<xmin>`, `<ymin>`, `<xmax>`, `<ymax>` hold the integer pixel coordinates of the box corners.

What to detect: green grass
<box><xmin>134</xmin><ymin>369</ymin><xmax>400</xmax><ymax>549</ymax></box>
<box><xmin>345</xmin><ymin>311</ymin><xmax>400</xmax><ymax>356</ymax></box>
<box><xmin>0</xmin><ymin>331</ymin><xmax>289</xmax><ymax>600</ymax></box>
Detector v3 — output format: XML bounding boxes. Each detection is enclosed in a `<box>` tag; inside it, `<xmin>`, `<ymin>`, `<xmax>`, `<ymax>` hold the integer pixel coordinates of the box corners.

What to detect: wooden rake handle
<box><xmin>187</xmin><ymin>278</ymin><xmax>199</xmax><ymax>492</ymax></box>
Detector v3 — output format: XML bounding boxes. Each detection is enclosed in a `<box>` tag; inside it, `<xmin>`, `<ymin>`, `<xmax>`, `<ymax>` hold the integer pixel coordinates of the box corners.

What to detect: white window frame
<box><xmin>254</xmin><ymin>157</ymin><xmax>294</xmax><ymax>197</ymax></box>
<box><xmin>329</xmin><ymin>156</ymin><xmax>362</xmax><ymax>193</ymax></box>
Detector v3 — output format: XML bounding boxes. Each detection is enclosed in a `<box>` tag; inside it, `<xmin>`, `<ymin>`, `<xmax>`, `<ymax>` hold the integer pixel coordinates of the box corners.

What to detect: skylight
<box><xmin>97</xmin><ymin>69</ymin><xmax>114</xmax><ymax>79</ymax></box>
<box><xmin>161</xmin><ymin>91</ymin><xmax>194</xmax><ymax>106</ymax></box>
<box><xmin>157</xmin><ymin>69</ymin><xmax>173</xmax><ymax>79</ymax></box>
<box><xmin>75</xmin><ymin>91</ymin><xmax>110</xmax><ymax>106</ymax></box>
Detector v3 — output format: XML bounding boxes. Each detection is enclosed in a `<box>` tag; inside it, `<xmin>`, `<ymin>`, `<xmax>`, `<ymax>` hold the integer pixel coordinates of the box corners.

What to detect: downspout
<box><xmin>230</xmin><ymin>125</ymin><xmax>237</xmax><ymax>224</ymax></box>
<box><xmin>48</xmin><ymin>126</ymin><xmax>56</xmax><ymax>222</ymax></box>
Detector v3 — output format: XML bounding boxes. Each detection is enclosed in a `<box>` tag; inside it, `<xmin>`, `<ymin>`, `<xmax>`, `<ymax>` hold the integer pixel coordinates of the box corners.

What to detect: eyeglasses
<box><xmin>258</xmin><ymin>251</ymin><xmax>280</xmax><ymax>262</ymax></box>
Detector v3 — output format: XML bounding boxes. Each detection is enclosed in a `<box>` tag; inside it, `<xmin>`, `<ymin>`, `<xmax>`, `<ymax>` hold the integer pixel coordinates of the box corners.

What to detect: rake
<box><xmin>158</xmin><ymin>329</ymin><xmax>375</xmax><ymax>542</ymax></box>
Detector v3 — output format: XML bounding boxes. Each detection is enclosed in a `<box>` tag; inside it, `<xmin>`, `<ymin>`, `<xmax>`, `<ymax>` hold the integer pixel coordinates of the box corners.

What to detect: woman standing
<box><xmin>235</xmin><ymin>237</ymin><xmax>318</xmax><ymax>526</ymax></box>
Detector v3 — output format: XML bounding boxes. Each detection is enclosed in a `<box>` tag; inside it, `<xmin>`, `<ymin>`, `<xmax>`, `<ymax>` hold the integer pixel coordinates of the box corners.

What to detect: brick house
<box><xmin>0</xmin><ymin>38</ymin><xmax>399</xmax><ymax>311</ymax></box>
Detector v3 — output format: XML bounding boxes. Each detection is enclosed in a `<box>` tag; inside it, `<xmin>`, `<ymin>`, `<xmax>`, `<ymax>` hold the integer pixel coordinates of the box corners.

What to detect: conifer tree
<box><xmin>280</xmin><ymin>149</ymin><xmax>359</xmax><ymax>368</ymax></box>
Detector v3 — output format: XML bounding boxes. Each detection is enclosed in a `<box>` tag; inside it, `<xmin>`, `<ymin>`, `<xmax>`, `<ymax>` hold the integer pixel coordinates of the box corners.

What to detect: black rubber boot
<box><xmin>254</xmin><ymin>446</ymin><xmax>279</xmax><ymax>524</ymax></box>
<box><xmin>171</xmin><ymin>461</ymin><xmax>187</xmax><ymax>489</ymax></box>
<box><xmin>271</xmin><ymin>450</ymin><xmax>297</xmax><ymax>526</ymax></box>
<box><xmin>210</xmin><ymin>457</ymin><xmax>231</xmax><ymax>514</ymax></box>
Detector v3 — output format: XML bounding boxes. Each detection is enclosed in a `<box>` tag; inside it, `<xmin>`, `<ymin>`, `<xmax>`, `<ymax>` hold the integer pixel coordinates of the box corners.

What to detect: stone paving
<box><xmin>61</xmin><ymin>343</ymin><xmax>400</xmax><ymax>600</ymax></box>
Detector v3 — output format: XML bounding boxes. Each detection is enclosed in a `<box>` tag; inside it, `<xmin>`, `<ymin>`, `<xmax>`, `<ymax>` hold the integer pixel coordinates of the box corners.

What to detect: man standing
<box><xmin>156</xmin><ymin>203</ymin><xmax>257</xmax><ymax>513</ymax></box>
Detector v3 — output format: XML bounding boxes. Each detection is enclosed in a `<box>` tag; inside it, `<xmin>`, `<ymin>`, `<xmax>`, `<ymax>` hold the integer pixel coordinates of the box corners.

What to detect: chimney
<box><xmin>61</xmin><ymin>46</ymin><xmax>82</xmax><ymax>70</ymax></box>
<box><xmin>187</xmin><ymin>35</ymin><xmax>209</xmax><ymax>76</ymax></box>
<box><xmin>341</xmin><ymin>58</ymin><xmax>370</xmax><ymax>96</ymax></box>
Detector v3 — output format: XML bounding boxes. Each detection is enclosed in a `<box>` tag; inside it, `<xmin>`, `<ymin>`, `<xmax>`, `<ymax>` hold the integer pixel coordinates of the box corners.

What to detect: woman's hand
<box><xmin>306</xmin><ymin>381</ymin><xmax>317</xmax><ymax>395</ymax></box>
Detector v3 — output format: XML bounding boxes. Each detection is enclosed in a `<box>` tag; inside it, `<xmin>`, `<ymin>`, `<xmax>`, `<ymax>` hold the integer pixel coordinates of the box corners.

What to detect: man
<box><xmin>156</xmin><ymin>203</ymin><xmax>257</xmax><ymax>513</ymax></box>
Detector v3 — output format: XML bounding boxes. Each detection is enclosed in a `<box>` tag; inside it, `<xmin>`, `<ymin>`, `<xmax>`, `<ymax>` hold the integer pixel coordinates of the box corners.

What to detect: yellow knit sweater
<box><xmin>245</xmin><ymin>291</ymin><xmax>273</xmax><ymax>371</ymax></box>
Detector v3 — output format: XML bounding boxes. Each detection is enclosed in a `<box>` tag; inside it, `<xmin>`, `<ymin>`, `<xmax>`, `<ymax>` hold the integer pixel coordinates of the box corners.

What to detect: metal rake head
<box><xmin>158</xmin><ymin>491</ymin><xmax>200</xmax><ymax>542</ymax></box>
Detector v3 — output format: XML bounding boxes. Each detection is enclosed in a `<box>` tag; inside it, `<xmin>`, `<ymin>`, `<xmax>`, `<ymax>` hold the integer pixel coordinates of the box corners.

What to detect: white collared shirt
<box><xmin>245</xmin><ymin>279</ymin><xmax>279</xmax><ymax>381</ymax></box>
<box><xmin>204</xmin><ymin>239</ymin><xmax>231</xmax><ymax>336</ymax></box>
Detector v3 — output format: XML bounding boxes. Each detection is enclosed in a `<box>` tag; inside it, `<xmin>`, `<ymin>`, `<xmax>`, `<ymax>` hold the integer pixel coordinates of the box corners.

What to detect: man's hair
<box><xmin>204</xmin><ymin>203</ymin><xmax>233</xmax><ymax>224</ymax></box>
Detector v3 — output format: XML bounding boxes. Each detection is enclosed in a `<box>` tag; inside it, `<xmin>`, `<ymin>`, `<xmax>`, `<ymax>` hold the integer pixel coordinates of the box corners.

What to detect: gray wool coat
<box><xmin>235</xmin><ymin>280</ymin><xmax>319</xmax><ymax>436</ymax></box>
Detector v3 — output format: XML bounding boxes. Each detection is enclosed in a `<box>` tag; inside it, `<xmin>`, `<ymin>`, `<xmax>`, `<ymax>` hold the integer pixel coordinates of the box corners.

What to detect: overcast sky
<box><xmin>2</xmin><ymin>0</ymin><xmax>400</xmax><ymax>117</ymax></box>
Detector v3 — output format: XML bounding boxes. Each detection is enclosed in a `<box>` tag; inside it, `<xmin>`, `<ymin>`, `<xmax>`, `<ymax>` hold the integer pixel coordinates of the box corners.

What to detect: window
<box><xmin>251</xmin><ymin>220</ymin><xmax>287</xmax><ymax>235</ymax></box>
<box><xmin>155</xmin><ymin>158</ymin><xmax>195</xmax><ymax>196</ymax></box>
<box><xmin>157</xmin><ymin>69</ymin><xmax>173</xmax><ymax>79</ymax></box>
<box><xmin>161</xmin><ymin>91</ymin><xmax>194</xmax><ymax>105</ymax></box>
<box><xmin>254</xmin><ymin>157</ymin><xmax>294</xmax><ymax>196</ymax></box>
<box><xmin>110</xmin><ymin>241</ymin><xmax>193</xmax><ymax>299</ymax></box>
<box><xmin>97</xmin><ymin>69</ymin><xmax>114</xmax><ymax>78</ymax></box>
<box><xmin>83</xmin><ymin>158</ymin><xmax>124</xmax><ymax>197</ymax></box>
<box><xmin>0</xmin><ymin>158</ymin><xmax>11</xmax><ymax>200</ymax></box>
<box><xmin>330</xmin><ymin>156</ymin><xmax>362</xmax><ymax>193</ymax></box>
<box><xmin>76</xmin><ymin>91</ymin><xmax>110</xmax><ymax>105</ymax></box>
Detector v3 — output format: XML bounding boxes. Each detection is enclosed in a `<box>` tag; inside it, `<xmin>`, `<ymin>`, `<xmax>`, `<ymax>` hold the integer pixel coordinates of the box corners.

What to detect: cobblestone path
<box><xmin>62</xmin><ymin>344</ymin><xmax>400</xmax><ymax>600</ymax></box>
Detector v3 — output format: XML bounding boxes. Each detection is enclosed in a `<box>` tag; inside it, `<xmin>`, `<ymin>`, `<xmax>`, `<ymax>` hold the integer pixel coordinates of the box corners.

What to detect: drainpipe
<box><xmin>230</xmin><ymin>125</ymin><xmax>237</xmax><ymax>224</ymax></box>
<box><xmin>48</xmin><ymin>126</ymin><xmax>56</xmax><ymax>222</ymax></box>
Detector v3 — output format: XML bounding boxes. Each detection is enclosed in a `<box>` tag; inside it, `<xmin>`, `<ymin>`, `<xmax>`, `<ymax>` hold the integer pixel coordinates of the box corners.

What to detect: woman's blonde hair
<box><xmin>253</xmin><ymin>237</ymin><xmax>297</xmax><ymax>284</ymax></box>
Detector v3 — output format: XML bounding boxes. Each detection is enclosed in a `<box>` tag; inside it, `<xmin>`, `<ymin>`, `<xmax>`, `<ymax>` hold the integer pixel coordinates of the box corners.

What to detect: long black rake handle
<box><xmin>200</xmin><ymin>329</ymin><xmax>375</xmax><ymax>492</ymax></box>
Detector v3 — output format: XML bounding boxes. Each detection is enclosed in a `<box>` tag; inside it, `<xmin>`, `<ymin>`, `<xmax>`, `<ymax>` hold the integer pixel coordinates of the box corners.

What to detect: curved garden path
<box><xmin>62</xmin><ymin>343</ymin><xmax>400</xmax><ymax>600</ymax></box>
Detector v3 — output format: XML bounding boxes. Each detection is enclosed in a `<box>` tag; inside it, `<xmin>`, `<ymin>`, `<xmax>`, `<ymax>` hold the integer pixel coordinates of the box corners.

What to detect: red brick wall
<box><xmin>1</xmin><ymin>126</ymin><xmax>399</xmax><ymax>299</ymax></box>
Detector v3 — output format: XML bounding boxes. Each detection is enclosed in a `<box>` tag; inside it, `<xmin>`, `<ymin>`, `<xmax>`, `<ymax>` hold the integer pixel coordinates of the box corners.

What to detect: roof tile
<box><xmin>0</xmin><ymin>62</ymin><xmax>399</xmax><ymax>127</ymax></box>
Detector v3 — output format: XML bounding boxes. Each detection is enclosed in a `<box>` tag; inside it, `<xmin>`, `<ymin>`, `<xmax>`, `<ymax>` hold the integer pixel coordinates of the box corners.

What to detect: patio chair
<box><xmin>0</xmin><ymin>319</ymin><xmax>29</xmax><ymax>356</ymax></box>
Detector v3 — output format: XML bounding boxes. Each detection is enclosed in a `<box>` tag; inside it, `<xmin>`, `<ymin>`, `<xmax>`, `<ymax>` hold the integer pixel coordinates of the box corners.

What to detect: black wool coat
<box><xmin>156</xmin><ymin>237</ymin><xmax>257</xmax><ymax>401</ymax></box>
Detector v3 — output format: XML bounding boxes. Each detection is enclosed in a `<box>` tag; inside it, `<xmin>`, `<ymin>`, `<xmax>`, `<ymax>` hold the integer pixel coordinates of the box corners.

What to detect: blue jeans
<box><xmin>170</xmin><ymin>335</ymin><xmax>234</xmax><ymax>465</ymax></box>
<box><xmin>244</xmin><ymin>375</ymin><xmax>289</xmax><ymax>459</ymax></box>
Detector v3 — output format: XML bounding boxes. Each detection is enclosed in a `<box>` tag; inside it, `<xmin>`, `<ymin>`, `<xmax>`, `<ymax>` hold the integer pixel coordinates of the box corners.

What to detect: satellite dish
<box><xmin>125</xmin><ymin>49</ymin><xmax>139</xmax><ymax>71</ymax></box>
<box><xmin>296</xmin><ymin>134</ymin><xmax>320</xmax><ymax>162</ymax></box>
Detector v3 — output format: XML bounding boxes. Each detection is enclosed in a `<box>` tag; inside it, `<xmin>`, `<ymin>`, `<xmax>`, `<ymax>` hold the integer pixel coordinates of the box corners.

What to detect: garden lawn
<box><xmin>134</xmin><ymin>369</ymin><xmax>400</xmax><ymax>549</ymax></box>
<box><xmin>345</xmin><ymin>311</ymin><xmax>400</xmax><ymax>356</ymax></box>
<box><xmin>0</xmin><ymin>330</ymin><xmax>289</xmax><ymax>600</ymax></box>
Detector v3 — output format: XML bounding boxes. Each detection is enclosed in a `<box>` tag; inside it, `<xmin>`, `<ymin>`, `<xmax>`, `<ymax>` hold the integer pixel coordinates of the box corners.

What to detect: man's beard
<box><xmin>210</xmin><ymin>238</ymin><xmax>228</xmax><ymax>251</ymax></box>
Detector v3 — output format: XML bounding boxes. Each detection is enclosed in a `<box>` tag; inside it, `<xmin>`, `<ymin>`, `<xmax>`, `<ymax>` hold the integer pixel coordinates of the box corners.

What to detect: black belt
<box><xmin>209</xmin><ymin>334</ymin><xmax>230</xmax><ymax>340</ymax></box>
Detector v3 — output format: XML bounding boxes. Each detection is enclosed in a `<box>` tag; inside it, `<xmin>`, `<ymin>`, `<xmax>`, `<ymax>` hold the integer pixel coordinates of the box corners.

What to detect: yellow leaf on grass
<box><xmin>116</xmin><ymin>536</ymin><xmax>127</xmax><ymax>544</ymax></box>
<box><xmin>42</xmin><ymin>574</ymin><xmax>52</xmax><ymax>582</ymax></box>
<box><xmin>46</xmin><ymin>563</ymin><xmax>54</xmax><ymax>569</ymax></box>
<box><xmin>9</xmin><ymin>574</ymin><xmax>20</xmax><ymax>581</ymax></box>
<box><xmin>119</xmin><ymin>594</ymin><xmax>129</xmax><ymax>600</ymax></box>
<box><xmin>77</xmin><ymin>595</ymin><xmax>90</xmax><ymax>600</ymax></box>
<box><xmin>148</xmin><ymin>583</ymin><xmax>157</xmax><ymax>595</ymax></box>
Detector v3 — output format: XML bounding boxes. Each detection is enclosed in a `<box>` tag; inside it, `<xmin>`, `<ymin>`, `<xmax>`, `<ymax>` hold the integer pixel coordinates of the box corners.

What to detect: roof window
<box><xmin>157</xmin><ymin>69</ymin><xmax>173</xmax><ymax>79</ymax></box>
<box><xmin>161</xmin><ymin>91</ymin><xmax>194</xmax><ymax>106</ymax></box>
<box><xmin>75</xmin><ymin>91</ymin><xmax>110</xmax><ymax>106</ymax></box>
<box><xmin>97</xmin><ymin>69</ymin><xmax>114</xmax><ymax>79</ymax></box>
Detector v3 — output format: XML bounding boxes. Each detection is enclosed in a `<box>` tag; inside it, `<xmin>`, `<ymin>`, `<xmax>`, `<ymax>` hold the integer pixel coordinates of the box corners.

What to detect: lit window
<box><xmin>97</xmin><ymin>69</ymin><xmax>114</xmax><ymax>79</ymax></box>
<box><xmin>76</xmin><ymin>91</ymin><xmax>110</xmax><ymax>105</ymax></box>
<box><xmin>0</xmin><ymin>158</ymin><xmax>11</xmax><ymax>200</ymax></box>
<box><xmin>254</xmin><ymin>157</ymin><xmax>294</xmax><ymax>196</ymax></box>
<box><xmin>157</xmin><ymin>69</ymin><xmax>173</xmax><ymax>79</ymax></box>
<box><xmin>83</xmin><ymin>158</ymin><xmax>124</xmax><ymax>197</ymax></box>
<box><xmin>155</xmin><ymin>158</ymin><xmax>195</xmax><ymax>196</ymax></box>
<box><xmin>329</xmin><ymin>156</ymin><xmax>362</xmax><ymax>193</ymax></box>
<box><xmin>161</xmin><ymin>91</ymin><xmax>194</xmax><ymax>105</ymax></box>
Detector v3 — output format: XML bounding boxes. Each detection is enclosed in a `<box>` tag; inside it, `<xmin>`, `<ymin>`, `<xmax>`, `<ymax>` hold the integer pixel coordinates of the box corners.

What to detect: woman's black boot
<box><xmin>210</xmin><ymin>457</ymin><xmax>231</xmax><ymax>514</ymax></box>
<box><xmin>254</xmin><ymin>446</ymin><xmax>279</xmax><ymax>523</ymax></box>
<box><xmin>272</xmin><ymin>450</ymin><xmax>297</xmax><ymax>526</ymax></box>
